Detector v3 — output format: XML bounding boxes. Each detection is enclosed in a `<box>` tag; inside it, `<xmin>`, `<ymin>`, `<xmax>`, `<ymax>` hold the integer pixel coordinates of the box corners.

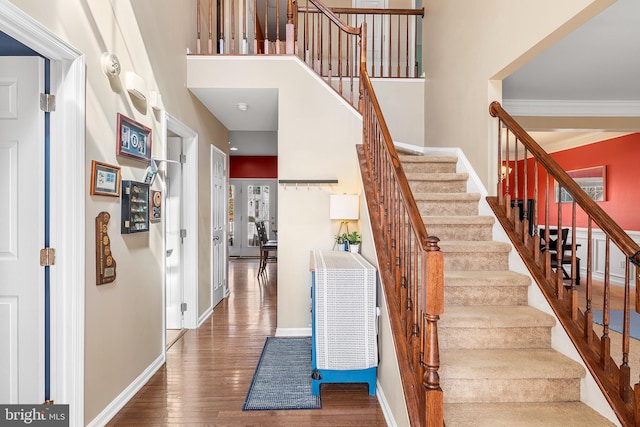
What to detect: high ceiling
<box><xmin>198</xmin><ymin>0</ymin><xmax>639</xmax><ymax>156</ymax></box>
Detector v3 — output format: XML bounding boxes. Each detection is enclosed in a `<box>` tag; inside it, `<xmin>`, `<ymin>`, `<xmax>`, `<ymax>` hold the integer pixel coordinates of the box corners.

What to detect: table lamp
<box><xmin>330</xmin><ymin>194</ymin><xmax>359</xmax><ymax>249</ymax></box>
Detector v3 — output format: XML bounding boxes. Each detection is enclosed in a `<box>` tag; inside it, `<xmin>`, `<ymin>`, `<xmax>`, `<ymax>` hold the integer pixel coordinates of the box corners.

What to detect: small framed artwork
<box><xmin>150</xmin><ymin>190</ymin><xmax>162</xmax><ymax>222</ymax></box>
<box><xmin>116</xmin><ymin>113</ymin><xmax>152</xmax><ymax>162</ymax></box>
<box><xmin>555</xmin><ymin>165</ymin><xmax>606</xmax><ymax>203</ymax></box>
<box><xmin>90</xmin><ymin>160</ymin><xmax>121</xmax><ymax>197</ymax></box>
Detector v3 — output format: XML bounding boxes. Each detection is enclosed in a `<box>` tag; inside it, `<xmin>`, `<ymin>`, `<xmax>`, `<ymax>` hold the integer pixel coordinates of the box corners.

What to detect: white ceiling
<box><xmin>193</xmin><ymin>0</ymin><xmax>638</xmax><ymax>156</ymax></box>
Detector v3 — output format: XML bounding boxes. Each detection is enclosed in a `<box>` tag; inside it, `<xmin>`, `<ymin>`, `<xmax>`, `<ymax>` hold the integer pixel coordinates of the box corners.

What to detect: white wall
<box><xmin>7</xmin><ymin>0</ymin><xmax>229</xmax><ymax>423</ymax></box>
<box><xmin>422</xmin><ymin>0</ymin><xmax>615</xmax><ymax>190</ymax></box>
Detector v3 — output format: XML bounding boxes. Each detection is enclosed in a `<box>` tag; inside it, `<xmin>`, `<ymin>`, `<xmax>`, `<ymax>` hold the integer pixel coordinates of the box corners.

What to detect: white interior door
<box><xmin>165</xmin><ymin>136</ymin><xmax>184</xmax><ymax>330</ymax></box>
<box><xmin>211</xmin><ymin>147</ymin><xmax>227</xmax><ymax>308</ymax></box>
<box><xmin>228</xmin><ymin>179</ymin><xmax>277</xmax><ymax>258</ymax></box>
<box><xmin>0</xmin><ymin>56</ymin><xmax>45</xmax><ymax>403</ymax></box>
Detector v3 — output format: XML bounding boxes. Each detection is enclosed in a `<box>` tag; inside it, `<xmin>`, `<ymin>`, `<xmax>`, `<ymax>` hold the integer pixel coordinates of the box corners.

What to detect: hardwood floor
<box><xmin>107</xmin><ymin>259</ymin><xmax>386</xmax><ymax>426</ymax></box>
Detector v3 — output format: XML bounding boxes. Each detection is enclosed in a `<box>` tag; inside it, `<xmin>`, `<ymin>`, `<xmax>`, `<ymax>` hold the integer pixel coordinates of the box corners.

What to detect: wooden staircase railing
<box><xmin>358</xmin><ymin>53</ymin><xmax>444</xmax><ymax>427</ymax></box>
<box><xmin>489</xmin><ymin>101</ymin><xmax>640</xmax><ymax>427</ymax></box>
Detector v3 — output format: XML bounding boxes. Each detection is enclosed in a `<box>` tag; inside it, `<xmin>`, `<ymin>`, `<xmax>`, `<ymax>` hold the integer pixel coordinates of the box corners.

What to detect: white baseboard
<box><xmin>376</xmin><ymin>379</ymin><xmax>398</xmax><ymax>427</ymax></box>
<box><xmin>197</xmin><ymin>306</ymin><xmax>214</xmax><ymax>327</ymax></box>
<box><xmin>87</xmin><ymin>354</ymin><xmax>165</xmax><ymax>427</ymax></box>
<box><xmin>275</xmin><ymin>327</ymin><xmax>311</xmax><ymax>337</ymax></box>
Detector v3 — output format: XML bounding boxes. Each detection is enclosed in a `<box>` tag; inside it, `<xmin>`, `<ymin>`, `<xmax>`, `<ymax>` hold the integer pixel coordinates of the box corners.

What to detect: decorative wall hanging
<box><xmin>96</xmin><ymin>211</ymin><xmax>117</xmax><ymax>285</ymax></box>
<box><xmin>90</xmin><ymin>160</ymin><xmax>121</xmax><ymax>196</ymax></box>
<box><xmin>116</xmin><ymin>113</ymin><xmax>152</xmax><ymax>162</ymax></box>
<box><xmin>555</xmin><ymin>166</ymin><xmax>606</xmax><ymax>203</ymax></box>
<box><xmin>150</xmin><ymin>190</ymin><xmax>162</xmax><ymax>222</ymax></box>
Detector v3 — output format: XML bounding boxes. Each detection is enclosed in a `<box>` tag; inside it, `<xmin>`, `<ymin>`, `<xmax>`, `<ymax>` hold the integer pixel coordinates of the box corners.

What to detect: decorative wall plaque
<box><xmin>96</xmin><ymin>211</ymin><xmax>117</xmax><ymax>285</ymax></box>
<box><xmin>151</xmin><ymin>190</ymin><xmax>162</xmax><ymax>222</ymax></box>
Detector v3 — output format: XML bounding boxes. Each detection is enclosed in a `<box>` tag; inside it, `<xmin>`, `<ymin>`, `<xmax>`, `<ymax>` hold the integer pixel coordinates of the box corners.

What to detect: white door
<box><xmin>165</xmin><ymin>136</ymin><xmax>184</xmax><ymax>330</ymax></box>
<box><xmin>0</xmin><ymin>56</ymin><xmax>45</xmax><ymax>403</ymax></box>
<box><xmin>211</xmin><ymin>147</ymin><xmax>227</xmax><ymax>308</ymax></box>
<box><xmin>228</xmin><ymin>179</ymin><xmax>277</xmax><ymax>258</ymax></box>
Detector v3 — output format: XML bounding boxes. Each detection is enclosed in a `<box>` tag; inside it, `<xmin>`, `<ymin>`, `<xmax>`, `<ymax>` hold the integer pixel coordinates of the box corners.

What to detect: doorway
<box><xmin>228</xmin><ymin>179</ymin><xmax>278</xmax><ymax>258</ymax></box>
<box><xmin>0</xmin><ymin>2</ymin><xmax>86</xmax><ymax>421</ymax></box>
<box><xmin>164</xmin><ymin>113</ymin><xmax>199</xmax><ymax>331</ymax></box>
<box><xmin>210</xmin><ymin>146</ymin><xmax>227</xmax><ymax>308</ymax></box>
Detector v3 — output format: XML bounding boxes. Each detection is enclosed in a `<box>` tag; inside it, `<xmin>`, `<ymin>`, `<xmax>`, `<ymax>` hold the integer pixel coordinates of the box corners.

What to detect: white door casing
<box><xmin>165</xmin><ymin>136</ymin><xmax>184</xmax><ymax>330</ymax></box>
<box><xmin>0</xmin><ymin>56</ymin><xmax>44</xmax><ymax>404</ymax></box>
<box><xmin>211</xmin><ymin>146</ymin><xmax>227</xmax><ymax>308</ymax></box>
<box><xmin>0</xmin><ymin>2</ymin><xmax>86</xmax><ymax>423</ymax></box>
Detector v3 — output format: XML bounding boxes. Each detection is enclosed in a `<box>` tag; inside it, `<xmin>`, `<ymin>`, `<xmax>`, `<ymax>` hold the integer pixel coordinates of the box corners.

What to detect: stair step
<box><xmin>440</xmin><ymin>306</ymin><xmax>555</xmax><ymax>349</ymax></box>
<box><xmin>407</xmin><ymin>172</ymin><xmax>468</xmax><ymax>193</ymax></box>
<box><xmin>399</xmin><ymin>155</ymin><xmax>458</xmax><ymax>173</ymax></box>
<box><xmin>445</xmin><ymin>271</ymin><xmax>530</xmax><ymax>306</ymax></box>
<box><xmin>414</xmin><ymin>192</ymin><xmax>480</xmax><ymax>216</ymax></box>
<box><xmin>423</xmin><ymin>215</ymin><xmax>494</xmax><ymax>241</ymax></box>
<box><xmin>438</xmin><ymin>241</ymin><xmax>511</xmax><ymax>271</ymax></box>
<box><xmin>440</xmin><ymin>348</ymin><xmax>585</xmax><ymax>403</ymax></box>
<box><xmin>444</xmin><ymin>402</ymin><xmax>616</xmax><ymax>426</ymax></box>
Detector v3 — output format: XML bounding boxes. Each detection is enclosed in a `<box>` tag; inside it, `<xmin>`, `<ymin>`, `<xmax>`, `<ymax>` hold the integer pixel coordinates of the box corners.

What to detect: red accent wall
<box><xmin>509</xmin><ymin>133</ymin><xmax>640</xmax><ymax>231</ymax></box>
<box><xmin>230</xmin><ymin>156</ymin><xmax>278</xmax><ymax>178</ymax></box>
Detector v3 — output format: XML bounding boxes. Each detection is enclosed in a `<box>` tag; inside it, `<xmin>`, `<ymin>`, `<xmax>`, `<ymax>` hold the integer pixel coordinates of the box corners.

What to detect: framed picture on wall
<box><xmin>555</xmin><ymin>166</ymin><xmax>606</xmax><ymax>203</ymax></box>
<box><xmin>90</xmin><ymin>160</ymin><xmax>121</xmax><ymax>197</ymax></box>
<box><xmin>116</xmin><ymin>113</ymin><xmax>152</xmax><ymax>162</ymax></box>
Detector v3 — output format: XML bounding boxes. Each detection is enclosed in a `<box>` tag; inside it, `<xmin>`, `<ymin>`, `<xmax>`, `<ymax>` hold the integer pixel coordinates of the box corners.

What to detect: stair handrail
<box><xmin>489</xmin><ymin>100</ymin><xmax>640</xmax><ymax>426</ymax></box>
<box><xmin>358</xmin><ymin>59</ymin><xmax>444</xmax><ymax>427</ymax></box>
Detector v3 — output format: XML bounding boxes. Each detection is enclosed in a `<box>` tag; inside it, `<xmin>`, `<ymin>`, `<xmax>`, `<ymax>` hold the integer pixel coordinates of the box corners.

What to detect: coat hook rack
<box><xmin>278</xmin><ymin>179</ymin><xmax>338</xmax><ymax>189</ymax></box>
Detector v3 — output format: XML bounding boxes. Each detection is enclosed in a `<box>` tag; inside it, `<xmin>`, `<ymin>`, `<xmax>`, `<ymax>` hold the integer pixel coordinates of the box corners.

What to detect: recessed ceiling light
<box><xmin>230</xmin><ymin>147</ymin><xmax>239</xmax><ymax>151</ymax></box>
<box><xmin>237</xmin><ymin>102</ymin><xmax>249</xmax><ymax>111</ymax></box>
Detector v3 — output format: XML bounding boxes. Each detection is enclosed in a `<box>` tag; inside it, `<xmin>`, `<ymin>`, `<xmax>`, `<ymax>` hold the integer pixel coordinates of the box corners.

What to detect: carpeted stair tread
<box><xmin>444</xmin><ymin>402</ymin><xmax>616</xmax><ymax>426</ymax></box>
<box><xmin>440</xmin><ymin>348</ymin><xmax>585</xmax><ymax>379</ymax></box>
<box><xmin>440</xmin><ymin>306</ymin><xmax>555</xmax><ymax>329</ymax></box>
<box><xmin>423</xmin><ymin>215</ymin><xmax>494</xmax><ymax>225</ymax></box>
<box><xmin>438</xmin><ymin>240</ymin><xmax>511</xmax><ymax>253</ymax></box>
<box><xmin>444</xmin><ymin>270</ymin><xmax>531</xmax><ymax>287</ymax></box>
<box><xmin>406</xmin><ymin>172</ymin><xmax>468</xmax><ymax>181</ymax></box>
<box><xmin>399</xmin><ymin>154</ymin><xmax>458</xmax><ymax>163</ymax></box>
<box><xmin>413</xmin><ymin>192</ymin><xmax>480</xmax><ymax>202</ymax></box>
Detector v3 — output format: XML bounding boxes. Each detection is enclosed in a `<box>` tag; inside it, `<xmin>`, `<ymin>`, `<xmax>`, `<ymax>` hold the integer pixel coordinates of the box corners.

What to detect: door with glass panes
<box><xmin>228</xmin><ymin>179</ymin><xmax>277</xmax><ymax>257</ymax></box>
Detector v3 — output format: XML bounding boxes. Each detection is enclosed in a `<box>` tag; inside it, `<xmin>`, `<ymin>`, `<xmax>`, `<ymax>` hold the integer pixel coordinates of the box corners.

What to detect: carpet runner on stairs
<box><xmin>400</xmin><ymin>154</ymin><xmax>615</xmax><ymax>426</ymax></box>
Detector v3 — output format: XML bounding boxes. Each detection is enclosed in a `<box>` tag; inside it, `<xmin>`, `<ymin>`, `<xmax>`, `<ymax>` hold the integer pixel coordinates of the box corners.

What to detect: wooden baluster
<box><xmin>585</xmin><ymin>218</ymin><xmax>593</xmax><ymax>344</ymax></box>
<box><xmin>601</xmin><ymin>236</ymin><xmax>611</xmax><ymax>371</ymax></box>
<box><xmin>570</xmin><ymin>202</ymin><xmax>578</xmax><ymax>319</ymax></box>
<box><xmin>286</xmin><ymin>0</ymin><xmax>294</xmax><ymax>54</ymax></box>
<box><xmin>513</xmin><ymin>137</ymin><xmax>519</xmax><ymax>226</ymax></box>
<box><xmin>504</xmin><ymin>129</ymin><xmax>511</xmax><ymax>220</ymax></box>
<box><xmin>620</xmin><ymin>260</ymin><xmax>631</xmax><ymax>402</ymax></box>
<box><xmin>405</xmin><ymin>15</ymin><xmax>409</xmax><ymax>77</ymax></box>
<box><xmin>328</xmin><ymin>20</ymin><xmax>332</xmax><ymax>83</ymax></box>
<box><xmin>387</xmin><ymin>15</ymin><xmax>392</xmax><ymax>77</ymax></box>
<box><xmin>544</xmin><ymin>171</ymin><xmax>551</xmax><ymax>281</ymax></box>
<box><xmin>264</xmin><ymin>0</ymin><xmax>269</xmax><ymax>54</ymax></box>
<box><xmin>497</xmin><ymin>119</ymin><xmax>503</xmax><ymax>206</ymax></box>
<box><xmin>275</xmin><ymin>0</ymin><xmax>280</xmax><ymax>54</ymax></box>
<box><xmin>396</xmin><ymin>15</ymin><xmax>401</xmax><ymax>77</ymax></box>
<box><xmin>522</xmin><ymin>147</ymin><xmax>529</xmax><ymax>245</ymax></box>
<box><xmin>231</xmin><ymin>0</ymin><xmax>236</xmax><ymax>53</ymax></box>
<box><xmin>211</xmin><ymin>0</ymin><xmax>216</xmax><ymax>54</ymax></box>
<box><xmin>533</xmin><ymin>159</ymin><xmax>540</xmax><ymax>262</ymax></box>
<box><xmin>555</xmin><ymin>187</ymin><xmax>563</xmax><ymax>298</ymax></box>
<box><xmin>254</xmin><ymin>0</ymin><xmax>258</xmax><ymax>53</ymax></box>
<box><xmin>196</xmin><ymin>0</ymin><xmax>202</xmax><ymax>54</ymax></box>
<box><xmin>242</xmin><ymin>0</ymin><xmax>247</xmax><ymax>53</ymax></box>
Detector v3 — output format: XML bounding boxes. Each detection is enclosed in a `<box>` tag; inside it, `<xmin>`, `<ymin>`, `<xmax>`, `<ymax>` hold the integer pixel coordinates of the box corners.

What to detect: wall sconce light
<box><xmin>149</xmin><ymin>91</ymin><xmax>162</xmax><ymax>111</ymax></box>
<box><xmin>125</xmin><ymin>72</ymin><xmax>147</xmax><ymax>101</ymax></box>
<box><xmin>143</xmin><ymin>157</ymin><xmax>181</xmax><ymax>185</ymax></box>
<box><xmin>500</xmin><ymin>165</ymin><xmax>513</xmax><ymax>179</ymax></box>
<box><xmin>330</xmin><ymin>194</ymin><xmax>359</xmax><ymax>249</ymax></box>
<box><xmin>101</xmin><ymin>52</ymin><xmax>121</xmax><ymax>78</ymax></box>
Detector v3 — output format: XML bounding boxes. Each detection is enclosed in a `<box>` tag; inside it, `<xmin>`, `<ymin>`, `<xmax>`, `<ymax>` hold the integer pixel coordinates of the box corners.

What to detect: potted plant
<box><xmin>346</xmin><ymin>231</ymin><xmax>361</xmax><ymax>253</ymax></box>
<box><xmin>335</xmin><ymin>233</ymin><xmax>348</xmax><ymax>251</ymax></box>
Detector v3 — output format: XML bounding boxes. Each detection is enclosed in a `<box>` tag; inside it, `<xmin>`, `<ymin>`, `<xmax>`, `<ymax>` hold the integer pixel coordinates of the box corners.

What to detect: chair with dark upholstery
<box><xmin>256</xmin><ymin>221</ymin><xmax>277</xmax><ymax>276</ymax></box>
<box><xmin>540</xmin><ymin>228</ymin><xmax>580</xmax><ymax>285</ymax></box>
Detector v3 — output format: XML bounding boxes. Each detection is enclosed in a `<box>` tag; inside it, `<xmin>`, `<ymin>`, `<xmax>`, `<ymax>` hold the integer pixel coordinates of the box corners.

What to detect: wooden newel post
<box><xmin>285</xmin><ymin>0</ymin><xmax>295</xmax><ymax>54</ymax></box>
<box><xmin>422</xmin><ymin>235</ymin><xmax>444</xmax><ymax>427</ymax></box>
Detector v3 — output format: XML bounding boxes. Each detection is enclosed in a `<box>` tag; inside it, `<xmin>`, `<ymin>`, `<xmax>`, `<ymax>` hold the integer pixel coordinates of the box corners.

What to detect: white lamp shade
<box><xmin>329</xmin><ymin>194</ymin><xmax>359</xmax><ymax>220</ymax></box>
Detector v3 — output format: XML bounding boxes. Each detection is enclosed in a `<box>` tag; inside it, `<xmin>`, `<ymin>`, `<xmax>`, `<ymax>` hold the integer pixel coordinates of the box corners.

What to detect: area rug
<box><xmin>242</xmin><ymin>337</ymin><xmax>321</xmax><ymax>410</ymax></box>
<box><xmin>592</xmin><ymin>310</ymin><xmax>640</xmax><ymax>340</ymax></box>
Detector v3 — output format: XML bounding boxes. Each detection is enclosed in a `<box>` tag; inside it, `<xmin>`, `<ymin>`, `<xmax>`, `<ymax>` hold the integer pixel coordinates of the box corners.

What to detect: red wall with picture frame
<box><xmin>506</xmin><ymin>133</ymin><xmax>640</xmax><ymax>231</ymax></box>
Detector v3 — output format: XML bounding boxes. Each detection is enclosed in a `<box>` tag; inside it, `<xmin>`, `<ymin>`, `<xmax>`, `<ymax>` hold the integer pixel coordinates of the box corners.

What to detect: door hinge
<box><xmin>180</xmin><ymin>302</ymin><xmax>187</xmax><ymax>313</ymax></box>
<box><xmin>40</xmin><ymin>93</ymin><xmax>56</xmax><ymax>112</ymax></box>
<box><xmin>179</xmin><ymin>154</ymin><xmax>187</xmax><ymax>164</ymax></box>
<box><xmin>180</xmin><ymin>229</ymin><xmax>187</xmax><ymax>239</ymax></box>
<box><xmin>40</xmin><ymin>248</ymin><xmax>55</xmax><ymax>266</ymax></box>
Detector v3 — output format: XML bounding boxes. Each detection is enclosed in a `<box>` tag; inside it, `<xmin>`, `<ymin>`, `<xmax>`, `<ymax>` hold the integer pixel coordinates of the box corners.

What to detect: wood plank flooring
<box><xmin>107</xmin><ymin>259</ymin><xmax>386</xmax><ymax>426</ymax></box>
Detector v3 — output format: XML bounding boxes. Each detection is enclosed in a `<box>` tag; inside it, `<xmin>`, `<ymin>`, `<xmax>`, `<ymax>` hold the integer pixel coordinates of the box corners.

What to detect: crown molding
<box><xmin>503</xmin><ymin>99</ymin><xmax>640</xmax><ymax>117</ymax></box>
